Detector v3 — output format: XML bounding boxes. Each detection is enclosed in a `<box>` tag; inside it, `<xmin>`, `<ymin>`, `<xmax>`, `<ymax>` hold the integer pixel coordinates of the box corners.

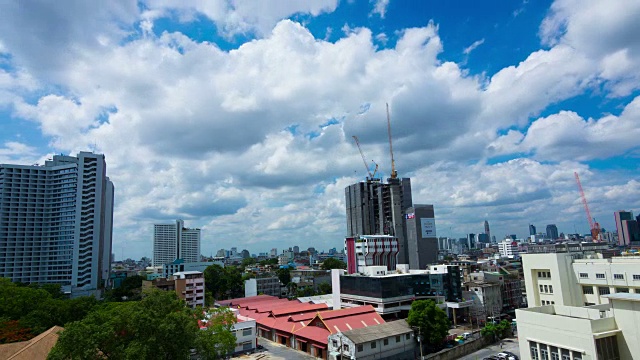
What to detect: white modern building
<box><xmin>0</xmin><ymin>152</ymin><xmax>114</xmax><ymax>295</ymax></box>
<box><xmin>517</xmin><ymin>252</ymin><xmax>640</xmax><ymax>359</ymax></box>
<box><xmin>153</xmin><ymin>219</ymin><xmax>201</xmax><ymax>266</ymax></box>
<box><xmin>522</xmin><ymin>253</ymin><xmax>640</xmax><ymax>307</ymax></box>
<box><xmin>517</xmin><ymin>293</ymin><xmax>640</xmax><ymax>360</ymax></box>
<box><xmin>499</xmin><ymin>240</ymin><xmax>519</xmax><ymax>258</ymax></box>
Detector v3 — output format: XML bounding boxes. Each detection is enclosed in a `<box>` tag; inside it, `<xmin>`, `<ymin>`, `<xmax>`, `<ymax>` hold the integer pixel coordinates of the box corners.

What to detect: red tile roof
<box><xmin>294</xmin><ymin>325</ymin><xmax>330</xmax><ymax>344</ymax></box>
<box><xmin>217</xmin><ymin>294</ymin><xmax>277</xmax><ymax>306</ymax></box>
<box><xmin>319</xmin><ymin>305</ymin><xmax>377</xmax><ymax>320</ymax></box>
<box><xmin>271</xmin><ymin>303</ymin><xmax>328</xmax><ymax>317</ymax></box>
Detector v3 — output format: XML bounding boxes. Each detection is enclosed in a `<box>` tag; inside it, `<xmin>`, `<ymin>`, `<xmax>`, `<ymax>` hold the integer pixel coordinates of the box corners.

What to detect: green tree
<box><xmin>241</xmin><ymin>257</ymin><xmax>257</xmax><ymax>267</ymax></box>
<box><xmin>317</xmin><ymin>282</ymin><xmax>332</xmax><ymax>295</ymax></box>
<box><xmin>259</xmin><ymin>258</ymin><xmax>278</xmax><ymax>266</ymax></box>
<box><xmin>48</xmin><ymin>290</ymin><xmax>202</xmax><ymax>360</ymax></box>
<box><xmin>406</xmin><ymin>300</ymin><xmax>450</xmax><ymax>350</ymax></box>
<box><xmin>276</xmin><ymin>268</ymin><xmax>291</xmax><ymax>286</ymax></box>
<box><xmin>320</xmin><ymin>258</ymin><xmax>346</xmax><ymax>270</ymax></box>
<box><xmin>204</xmin><ymin>265</ymin><xmax>244</xmax><ymax>302</ymax></box>
<box><xmin>104</xmin><ymin>275</ymin><xmax>144</xmax><ymax>302</ymax></box>
<box><xmin>481</xmin><ymin>319</ymin><xmax>511</xmax><ymax>340</ymax></box>
<box><xmin>196</xmin><ymin>307</ymin><xmax>237</xmax><ymax>359</ymax></box>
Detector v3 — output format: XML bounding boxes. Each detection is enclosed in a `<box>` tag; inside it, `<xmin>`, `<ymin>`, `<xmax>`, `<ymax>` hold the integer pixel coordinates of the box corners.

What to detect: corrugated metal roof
<box><xmin>339</xmin><ymin>321</ymin><xmax>412</xmax><ymax>344</ymax></box>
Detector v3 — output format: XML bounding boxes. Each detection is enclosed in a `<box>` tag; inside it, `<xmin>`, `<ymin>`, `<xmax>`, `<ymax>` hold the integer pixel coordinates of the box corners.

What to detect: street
<box><xmin>234</xmin><ymin>339</ymin><xmax>315</xmax><ymax>360</ymax></box>
<box><xmin>458</xmin><ymin>338</ymin><xmax>520</xmax><ymax>360</ymax></box>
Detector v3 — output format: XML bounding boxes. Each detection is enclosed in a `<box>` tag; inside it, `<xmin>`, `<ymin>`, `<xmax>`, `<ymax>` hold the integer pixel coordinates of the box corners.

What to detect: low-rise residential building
<box><xmin>244</xmin><ymin>276</ymin><xmax>281</xmax><ymax>297</ymax></box>
<box><xmin>200</xmin><ymin>308</ymin><xmax>257</xmax><ymax>356</ymax></box>
<box><xmin>291</xmin><ymin>269</ymin><xmax>331</xmax><ymax>292</ymax></box>
<box><xmin>464</xmin><ymin>280</ymin><xmax>502</xmax><ymax>323</ymax></box>
<box><xmin>327</xmin><ymin>320</ymin><xmax>415</xmax><ymax>360</ymax></box>
<box><xmin>142</xmin><ymin>271</ymin><xmax>205</xmax><ymax>308</ymax></box>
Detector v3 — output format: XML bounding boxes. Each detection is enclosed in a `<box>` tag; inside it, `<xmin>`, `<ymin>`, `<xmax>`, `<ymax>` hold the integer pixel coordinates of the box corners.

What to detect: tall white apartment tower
<box><xmin>153</xmin><ymin>220</ymin><xmax>201</xmax><ymax>266</ymax></box>
<box><xmin>0</xmin><ymin>152</ymin><xmax>114</xmax><ymax>294</ymax></box>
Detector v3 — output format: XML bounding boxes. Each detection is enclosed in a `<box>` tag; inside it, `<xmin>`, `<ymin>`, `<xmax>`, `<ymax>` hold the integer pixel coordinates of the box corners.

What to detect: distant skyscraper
<box><xmin>293</xmin><ymin>246</ymin><xmax>300</xmax><ymax>254</ymax></box>
<box><xmin>477</xmin><ymin>233</ymin><xmax>490</xmax><ymax>244</ymax></box>
<box><xmin>345</xmin><ymin>178</ymin><xmax>413</xmax><ymax>263</ymax></box>
<box><xmin>546</xmin><ymin>224</ymin><xmax>559</xmax><ymax>240</ymax></box>
<box><xmin>153</xmin><ymin>220</ymin><xmax>201</xmax><ymax>266</ymax></box>
<box><xmin>484</xmin><ymin>220</ymin><xmax>490</xmax><ymax>241</ymax></box>
<box><xmin>0</xmin><ymin>152</ymin><xmax>114</xmax><ymax>293</ymax></box>
<box><xmin>467</xmin><ymin>233</ymin><xmax>476</xmax><ymax>249</ymax></box>
<box><xmin>405</xmin><ymin>205</ymin><xmax>438</xmax><ymax>269</ymax></box>
<box><xmin>614</xmin><ymin>211</ymin><xmax>635</xmax><ymax>246</ymax></box>
<box><xmin>529</xmin><ymin>224</ymin><xmax>536</xmax><ymax>236</ymax></box>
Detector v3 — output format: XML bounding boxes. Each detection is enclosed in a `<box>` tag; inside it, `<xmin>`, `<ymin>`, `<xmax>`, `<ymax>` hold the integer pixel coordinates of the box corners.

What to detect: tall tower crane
<box><xmin>352</xmin><ymin>136</ymin><xmax>379</xmax><ymax>180</ymax></box>
<box><xmin>574</xmin><ymin>172</ymin><xmax>601</xmax><ymax>241</ymax></box>
<box><xmin>386</xmin><ymin>103</ymin><xmax>398</xmax><ymax>179</ymax></box>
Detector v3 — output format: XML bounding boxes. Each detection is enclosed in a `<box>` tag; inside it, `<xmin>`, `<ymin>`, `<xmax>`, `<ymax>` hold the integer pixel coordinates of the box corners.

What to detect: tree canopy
<box><xmin>480</xmin><ymin>319</ymin><xmax>512</xmax><ymax>340</ymax></box>
<box><xmin>320</xmin><ymin>258</ymin><xmax>346</xmax><ymax>270</ymax></box>
<box><xmin>48</xmin><ymin>290</ymin><xmax>236</xmax><ymax>360</ymax></box>
<box><xmin>0</xmin><ymin>278</ymin><xmax>98</xmax><ymax>343</ymax></box>
<box><xmin>204</xmin><ymin>265</ymin><xmax>244</xmax><ymax>302</ymax></box>
<box><xmin>276</xmin><ymin>268</ymin><xmax>291</xmax><ymax>286</ymax></box>
<box><xmin>406</xmin><ymin>299</ymin><xmax>450</xmax><ymax>349</ymax></box>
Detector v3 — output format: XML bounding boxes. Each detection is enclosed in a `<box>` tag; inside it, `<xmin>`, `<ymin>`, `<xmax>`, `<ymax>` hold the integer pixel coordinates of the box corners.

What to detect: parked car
<box><xmin>497</xmin><ymin>352</ymin><xmax>518</xmax><ymax>360</ymax></box>
<box><xmin>483</xmin><ymin>356</ymin><xmax>501</xmax><ymax>360</ymax></box>
<box><xmin>455</xmin><ymin>336</ymin><xmax>465</xmax><ymax>343</ymax></box>
<box><xmin>462</xmin><ymin>332</ymin><xmax>472</xmax><ymax>339</ymax></box>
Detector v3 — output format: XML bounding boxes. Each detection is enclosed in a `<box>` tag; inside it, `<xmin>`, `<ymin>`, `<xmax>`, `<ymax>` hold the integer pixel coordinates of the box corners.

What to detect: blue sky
<box><xmin>0</xmin><ymin>0</ymin><xmax>639</xmax><ymax>259</ymax></box>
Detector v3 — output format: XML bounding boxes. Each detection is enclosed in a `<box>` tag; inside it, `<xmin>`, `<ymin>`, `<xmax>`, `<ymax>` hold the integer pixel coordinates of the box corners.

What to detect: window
<box><xmin>579</xmin><ymin>273</ymin><xmax>588</xmax><ymax>279</ymax></box>
<box><xmin>596</xmin><ymin>273</ymin><xmax>605</xmax><ymax>279</ymax></box>
<box><xmin>616</xmin><ymin>287</ymin><xmax>629</xmax><ymax>293</ymax></box>
<box><xmin>531</xmin><ymin>342</ymin><xmax>540</xmax><ymax>360</ymax></box>
<box><xmin>332</xmin><ymin>340</ymin><xmax>337</xmax><ymax>348</ymax></box>
<box><xmin>599</xmin><ymin>287</ymin><xmax>611</xmax><ymax>295</ymax></box>
<box><xmin>396</xmin><ymin>335</ymin><xmax>401</xmax><ymax>343</ymax></box>
<box><xmin>243</xmin><ymin>342</ymin><xmax>253</xmax><ymax>350</ymax></box>
<box><xmin>551</xmin><ymin>301</ymin><xmax>555</xmax><ymax>305</ymax></box>
<box><xmin>343</xmin><ymin>344</ymin><xmax>349</xmax><ymax>351</ymax></box>
<box><xmin>541</xmin><ymin>348</ymin><xmax>549</xmax><ymax>360</ymax></box>
<box><xmin>538</xmin><ymin>272</ymin><xmax>542</xmax><ymax>277</ymax></box>
<box><xmin>614</xmin><ymin>274</ymin><xmax>624</xmax><ymax>280</ymax></box>
<box><xmin>583</xmin><ymin>286</ymin><xmax>594</xmax><ymax>294</ymax></box>
<box><xmin>540</xmin><ymin>285</ymin><xmax>544</xmax><ymax>292</ymax></box>
<box><xmin>242</xmin><ymin>328</ymin><xmax>252</xmax><ymax>336</ymax></box>
<box><xmin>633</xmin><ymin>275</ymin><xmax>640</xmax><ymax>281</ymax></box>
<box><xmin>371</xmin><ymin>341</ymin><xmax>376</xmax><ymax>349</ymax></box>
<box><xmin>357</xmin><ymin>344</ymin><xmax>363</xmax><ymax>352</ymax></box>
<box><xmin>549</xmin><ymin>285</ymin><xmax>553</xmax><ymax>293</ymax></box>
<box><xmin>544</xmin><ymin>285</ymin><xmax>549</xmax><ymax>293</ymax></box>
<box><xmin>383</xmin><ymin>338</ymin><xmax>389</xmax><ymax>346</ymax></box>
<box><xmin>547</xmin><ymin>272</ymin><xmax>551</xmax><ymax>278</ymax></box>
<box><xmin>406</xmin><ymin>333</ymin><xmax>411</xmax><ymax>340</ymax></box>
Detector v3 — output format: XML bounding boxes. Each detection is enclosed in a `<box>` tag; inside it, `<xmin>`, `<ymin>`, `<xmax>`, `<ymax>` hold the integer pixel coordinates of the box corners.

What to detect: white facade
<box><xmin>464</xmin><ymin>281</ymin><xmax>503</xmax><ymax>322</ymax></box>
<box><xmin>231</xmin><ymin>312</ymin><xmax>257</xmax><ymax>354</ymax></box>
<box><xmin>0</xmin><ymin>152</ymin><xmax>114</xmax><ymax>293</ymax></box>
<box><xmin>153</xmin><ymin>220</ymin><xmax>201</xmax><ymax>266</ymax></box>
<box><xmin>345</xmin><ymin>235</ymin><xmax>399</xmax><ymax>274</ymax></box>
<box><xmin>523</xmin><ymin>253</ymin><xmax>640</xmax><ymax>307</ymax></box>
<box><xmin>517</xmin><ymin>294</ymin><xmax>640</xmax><ymax>360</ymax></box>
<box><xmin>499</xmin><ymin>240</ymin><xmax>519</xmax><ymax>258</ymax></box>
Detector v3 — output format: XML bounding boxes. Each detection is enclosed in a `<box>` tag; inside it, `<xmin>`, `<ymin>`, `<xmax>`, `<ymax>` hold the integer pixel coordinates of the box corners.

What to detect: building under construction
<box><xmin>344</xmin><ymin>178</ymin><xmax>413</xmax><ymax>265</ymax></box>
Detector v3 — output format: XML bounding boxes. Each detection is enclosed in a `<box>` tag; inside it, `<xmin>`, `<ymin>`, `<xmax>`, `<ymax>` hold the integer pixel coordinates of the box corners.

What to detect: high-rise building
<box><xmin>153</xmin><ymin>220</ymin><xmax>201</xmax><ymax>266</ymax></box>
<box><xmin>484</xmin><ymin>220</ymin><xmax>490</xmax><ymax>241</ymax></box>
<box><xmin>293</xmin><ymin>245</ymin><xmax>300</xmax><ymax>254</ymax></box>
<box><xmin>614</xmin><ymin>210</ymin><xmax>634</xmax><ymax>246</ymax></box>
<box><xmin>545</xmin><ymin>224</ymin><xmax>558</xmax><ymax>240</ymax></box>
<box><xmin>0</xmin><ymin>152</ymin><xmax>114</xmax><ymax>294</ymax></box>
<box><xmin>344</xmin><ymin>178</ymin><xmax>412</xmax><ymax>263</ymax></box>
<box><xmin>529</xmin><ymin>224</ymin><xmax>536</xmax><ymax>236</ymax></box>
<box><xmin>405</xmin><ymin>205</ymin><xmax>437</xmax><ymax>269</ymax></box>
<box><xmin>467</xmin><ymin>233</ymin><xmax>476</xmax><ymax>249</ymax></box>
<box><xmin>344</xmin><ymin>235</ymin><xmax>399</xmax><ymax>274</ymax></box>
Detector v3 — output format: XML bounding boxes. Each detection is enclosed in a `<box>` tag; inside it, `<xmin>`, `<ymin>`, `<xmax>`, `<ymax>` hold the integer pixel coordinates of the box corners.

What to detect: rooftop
<box><xmin>339</xmin><ymin>320</ymin><xmax>412</xmax><ymax>345</ymax></box>
<box><xmin>603</xmin><ymin>293</ymin><xmax>640</xmax><ymax>303</ymax></box>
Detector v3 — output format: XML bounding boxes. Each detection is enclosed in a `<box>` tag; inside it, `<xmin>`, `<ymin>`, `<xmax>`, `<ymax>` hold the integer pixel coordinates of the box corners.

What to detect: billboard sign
<box><xmin>420</xmin><ymin>218</ymin><xmax>436</xmax><ymax>238</ymax></box>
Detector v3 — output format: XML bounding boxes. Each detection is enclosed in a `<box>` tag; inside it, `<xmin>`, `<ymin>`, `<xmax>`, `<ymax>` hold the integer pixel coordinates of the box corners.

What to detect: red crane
<box><xmin>574</xmin><ymin>172</ymin><xmax>601</xmax><ymax>241</ymax></box>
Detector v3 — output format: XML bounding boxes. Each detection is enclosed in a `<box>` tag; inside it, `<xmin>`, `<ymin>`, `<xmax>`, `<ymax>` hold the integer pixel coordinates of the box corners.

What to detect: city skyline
<box><xmin>0</xmin><ymin>1</ymin><xmax>639</xmax><ymax>259</ymax></box>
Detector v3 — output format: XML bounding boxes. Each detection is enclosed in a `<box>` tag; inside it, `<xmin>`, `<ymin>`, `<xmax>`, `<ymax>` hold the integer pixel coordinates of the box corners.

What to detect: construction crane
<box><xmin>352</xmin><ymin>136</ymin><xmax>379</xmax><ymax>180</ymax></box>
<box><xmin>574</xmin><ymin>172</ymin><xmax>601</xmax><ymax>241</ymax></box>
<box><xmin>386</xmin><ymin>103</ymin><xmax>398</xmax><ymax>179</ymax></box>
